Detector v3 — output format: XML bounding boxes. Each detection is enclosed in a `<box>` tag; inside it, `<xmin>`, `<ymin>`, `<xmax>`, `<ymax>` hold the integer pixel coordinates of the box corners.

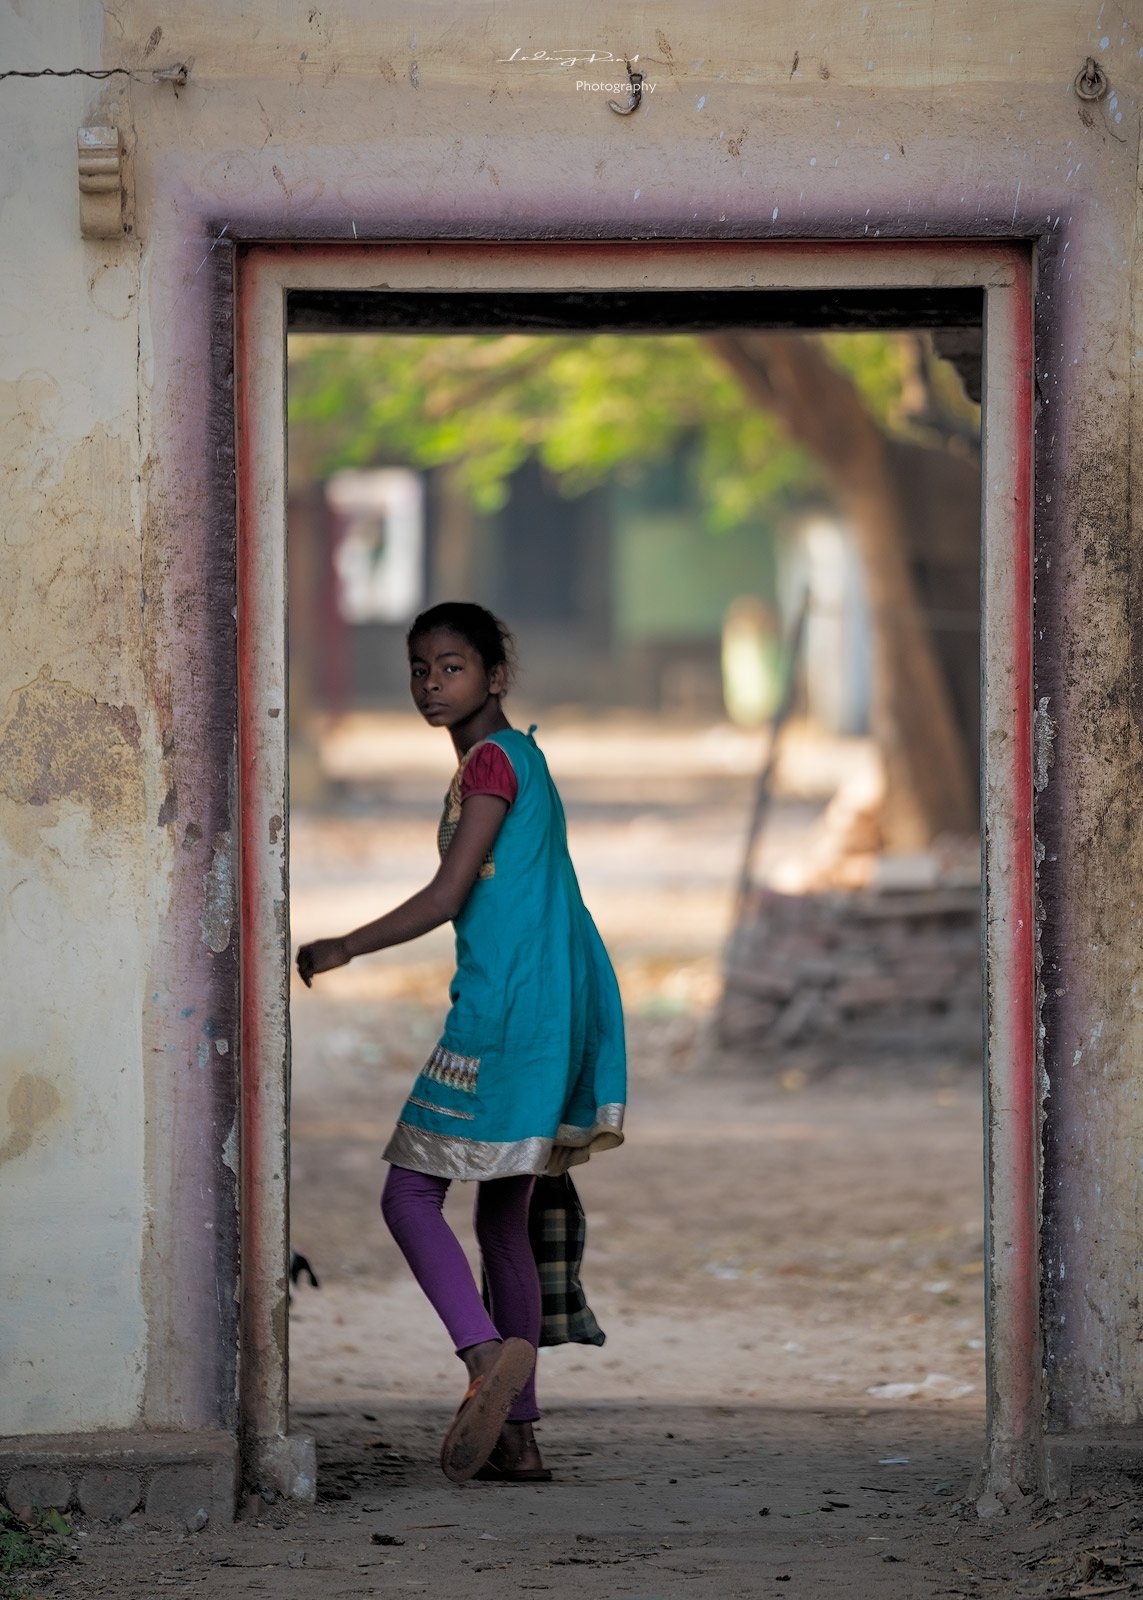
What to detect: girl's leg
<box><xmin>473</xmin><ymin>1175</ymin><xmax>541</xmax><ymax>1424</ymax></box>
<box><xmin>380</xmin><ymin>1164</ymin><xmax>500</xmax><ymax>1353</ymax></box>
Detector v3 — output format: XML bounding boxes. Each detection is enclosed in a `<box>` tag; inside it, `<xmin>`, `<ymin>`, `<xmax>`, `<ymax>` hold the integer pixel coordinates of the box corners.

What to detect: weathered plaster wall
<box><xmin>0</xmin><ymin>7</ymin><xmax>149</xmax><ymax>1430</ymax></box>
<box><xmin>1</xmin><ymin>0</ymin><xmax>1141</xmax><ymax>1462</ymax></box>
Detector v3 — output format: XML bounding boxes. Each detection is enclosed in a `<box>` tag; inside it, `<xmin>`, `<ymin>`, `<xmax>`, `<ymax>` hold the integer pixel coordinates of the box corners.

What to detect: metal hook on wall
<box><xmin>1072</xmin><ymin>54</ymin><xmax>1125</xmax><ymax>141</ymax></box>
<box><xmin>1073</xmin><ymin>56</ymin><xmax>1108</xmax><ymax>101</ymax></box>
<box><xmin>608</xmin><ymin>62</ymin><xmax>644</xmax><ymax>116</ymax></box>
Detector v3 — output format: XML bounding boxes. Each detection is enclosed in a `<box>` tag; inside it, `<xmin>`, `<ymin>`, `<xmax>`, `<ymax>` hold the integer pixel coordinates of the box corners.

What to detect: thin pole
<box><xmin>732</xmin><ymin>590</ymin><xmax>811</xmax><ymax>920</ymax></box>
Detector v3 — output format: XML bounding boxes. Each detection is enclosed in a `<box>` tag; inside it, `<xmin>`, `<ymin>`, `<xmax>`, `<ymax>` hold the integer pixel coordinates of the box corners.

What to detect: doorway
<box><xmin>235</xmin><ymin>243</ymin><xmax>1034</xmax><ymax>1495</ymax></box>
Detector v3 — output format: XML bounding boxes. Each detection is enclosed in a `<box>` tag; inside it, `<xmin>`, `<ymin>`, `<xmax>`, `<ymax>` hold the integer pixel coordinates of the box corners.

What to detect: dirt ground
<box><xmin>29</xmin><ymin>716</ymin><xmax>1143</xmax><ymax>1598</ymax></box>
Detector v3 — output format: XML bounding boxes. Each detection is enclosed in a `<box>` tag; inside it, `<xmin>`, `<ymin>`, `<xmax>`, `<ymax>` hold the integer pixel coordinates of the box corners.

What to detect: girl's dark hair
<box><xmin>407</xmin><ymin>602</ymin><xmax>517</xmax><ymax>688</ymax></box>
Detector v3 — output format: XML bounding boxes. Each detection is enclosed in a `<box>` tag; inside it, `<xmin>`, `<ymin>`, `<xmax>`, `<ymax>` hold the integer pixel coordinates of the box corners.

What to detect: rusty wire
<box><xmin>0</xmin><ymin>63</ymin><xmax>188</xmax><ymax>84</ymax></box>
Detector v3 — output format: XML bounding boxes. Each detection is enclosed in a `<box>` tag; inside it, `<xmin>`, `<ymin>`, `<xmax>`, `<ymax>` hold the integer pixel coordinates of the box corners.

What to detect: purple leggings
<box><xmin>380</xmin><ymin>1165</ymin><xmax>541</xmax><ymax>1424</ymax></box>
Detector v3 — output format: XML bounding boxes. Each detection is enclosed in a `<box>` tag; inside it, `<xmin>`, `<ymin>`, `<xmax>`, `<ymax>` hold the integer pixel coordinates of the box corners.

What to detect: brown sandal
<box><xmin>474</xmin><ymin>1450</ymin><xmax>553</xmax><ymax>1484</ymax></box>
<box><xmin>439</xmin><ymin>1339</ymin><xmax>536</xmax><ymax>1484</ymax></box>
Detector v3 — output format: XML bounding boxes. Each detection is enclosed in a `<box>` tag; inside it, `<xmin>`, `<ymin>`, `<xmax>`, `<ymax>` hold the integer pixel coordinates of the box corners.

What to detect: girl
<box><xmin>296</xmin><ymin>602</ymin><xmax>626</xmax><ymax>1485</ymax></box>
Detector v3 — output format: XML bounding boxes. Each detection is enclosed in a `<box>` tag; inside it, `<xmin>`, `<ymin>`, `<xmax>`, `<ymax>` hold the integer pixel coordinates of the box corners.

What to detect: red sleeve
<box><xmin>460</xmin><ymin>743</ymin><xmax>518</xmax><ymax>807</ymax></box>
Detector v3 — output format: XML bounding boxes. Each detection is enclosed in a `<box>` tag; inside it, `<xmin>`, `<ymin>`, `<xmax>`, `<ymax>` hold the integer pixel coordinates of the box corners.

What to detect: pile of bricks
<box><xmin>718</xmin><ymin>880</ymin><xmax>982</xmax><ymax>1066</ymax></box>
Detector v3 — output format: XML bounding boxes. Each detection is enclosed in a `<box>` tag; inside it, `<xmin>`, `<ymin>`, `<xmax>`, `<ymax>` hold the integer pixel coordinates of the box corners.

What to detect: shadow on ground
<box><xmin>39</xmin><ymin>1402</ymin><xmax>1143</xmax><ymax>1598</ymax></box>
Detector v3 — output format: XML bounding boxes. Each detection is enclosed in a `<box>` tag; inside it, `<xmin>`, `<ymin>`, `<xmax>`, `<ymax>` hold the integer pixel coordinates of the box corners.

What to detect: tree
<box><xmin>707</xmin><ymin>333</ymin><xmax>979</xmax><ymax>845</ymax></box>
<box><xmin>288</xmin><ymin>329</ymin><xmax>980</xmax><ymax>845</ymax></box>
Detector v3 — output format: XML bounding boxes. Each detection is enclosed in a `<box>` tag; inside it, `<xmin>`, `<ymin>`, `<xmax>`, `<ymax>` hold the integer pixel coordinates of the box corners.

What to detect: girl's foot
<box><xmin>441</xmin><ymin>1338</ymin><xmax>535</xmax><ymax>1484</ymax></box>
<box><xmin>461</xmin><ymin>1339</ymin><xmax>504</xmax><ymax>1385</ymax></box>
<box><xmin>458</xmin><ymin>1346</ymin><xmax>544</xmax><ymax>1467</ymax></box>
<box><xmin>476</xmin><ymin>1422</ymin><xmax>552</xmax><ymax>1483</ymax></box>
<box><xmin>496</xmin><ymin>1421</ymin><xmax>545</xmax><ymax>1473</ymax></box>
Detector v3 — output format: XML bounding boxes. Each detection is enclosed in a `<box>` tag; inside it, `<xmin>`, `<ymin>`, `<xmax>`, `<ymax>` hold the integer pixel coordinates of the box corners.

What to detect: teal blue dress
<box><xmin>383</xmin><ymin>727</ymin><xmax>626</xmax><ymax>1181</ymax></box>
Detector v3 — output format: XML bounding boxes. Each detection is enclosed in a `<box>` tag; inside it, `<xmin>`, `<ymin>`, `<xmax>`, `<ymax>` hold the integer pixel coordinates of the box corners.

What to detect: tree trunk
<box><xmin>707</xmin><ymin>332</ymin><xmax>978</xmax><ymax>849</ymax></box>
<box><xmin>430</xmin><ymin>465</ymin><xmax>481</xmax><ymax>602</ymax></box>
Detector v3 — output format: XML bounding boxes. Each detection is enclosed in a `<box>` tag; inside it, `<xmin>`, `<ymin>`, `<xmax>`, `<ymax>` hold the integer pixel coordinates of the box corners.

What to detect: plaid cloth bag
<box><xmin>482</xmin><ymin>1172</ymin><xmax>606</xmax><ymax>1347</ymax></box>
<box><xmin>530</xmin><ymin>1172</ymin><xmax>606</xmax><ymax>1348</ymax></box>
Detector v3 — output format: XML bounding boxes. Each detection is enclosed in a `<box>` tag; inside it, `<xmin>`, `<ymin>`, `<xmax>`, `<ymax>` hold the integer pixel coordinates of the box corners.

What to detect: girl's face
<box><xmin>408</xmin><ymin>628</ymin><xmax>505</xmax><ymax>730</ymax></box>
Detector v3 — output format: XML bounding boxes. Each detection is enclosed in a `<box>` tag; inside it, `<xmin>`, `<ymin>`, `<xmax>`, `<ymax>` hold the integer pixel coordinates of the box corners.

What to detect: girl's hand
<box><xmin>296</xmin><ymin>937</ymin><xmax>350</xmax><ymax>988</ymax></box>
<box><xmin>317</xmin><ymin>794</ymin><xmax>510</xmax><ymax>962</ymax></box>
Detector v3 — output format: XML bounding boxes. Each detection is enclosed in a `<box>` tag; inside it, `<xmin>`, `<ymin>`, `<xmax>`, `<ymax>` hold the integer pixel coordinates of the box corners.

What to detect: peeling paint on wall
<box><xmin>0</xmin><ymin>669</ymin><xmax>143</xmax><ymax>828</ymax></box>
<box><xmin>221</xmin><ymin>1114</ymin><xmax>239</xmax><ymax>1177</ymax></box>
<box><xmin>0</xmin><ymin>1073</ymin><xmax>63</xmax><ymax>1166</ymax></box>
<box><xmin>199</xmin><ymin>831</ymin><xmax>235</xmax><ymax>953</ymax></box>
<box><xmin>1033</xmin><ymin>695</ymin><xmax>1056</xmax><ymax>793</ymax></box>
<box><xmin>0</xmin><ymin>393</ymin><xmax>140</xmax><ymax>700</ymax></box>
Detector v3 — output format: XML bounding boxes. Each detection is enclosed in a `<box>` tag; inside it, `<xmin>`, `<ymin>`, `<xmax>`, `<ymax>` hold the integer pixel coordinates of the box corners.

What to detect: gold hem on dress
<box><xmin>382</xmin><ymin>1103</ymin><xmax>625</xmax><ymax>1181</ymax></box>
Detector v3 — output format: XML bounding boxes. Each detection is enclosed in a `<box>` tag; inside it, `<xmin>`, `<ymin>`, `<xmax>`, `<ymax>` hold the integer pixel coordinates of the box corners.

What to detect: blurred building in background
<box><xmin>290</xmin><ymin>447</ymin><xmax>872</xmax><ymax>733</ymax></box>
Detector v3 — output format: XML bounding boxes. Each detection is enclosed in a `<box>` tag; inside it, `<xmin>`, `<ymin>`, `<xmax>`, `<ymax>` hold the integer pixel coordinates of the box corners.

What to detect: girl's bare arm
<box><xmin>296</xmin><ymin>793</ymin><xmax>509</xmax><ymax>986</ymax></box>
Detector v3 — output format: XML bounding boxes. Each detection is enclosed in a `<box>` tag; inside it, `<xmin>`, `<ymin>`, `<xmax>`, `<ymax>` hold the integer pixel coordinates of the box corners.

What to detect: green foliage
<box><xmin>287</xmin><ymin>328</ymin><xmax>956</xmax><ymax>531</ymax></box>
<box><xmin>824</xmin><ymin>331</ymin><xmax>912</xmax><ymax>427</ymax></box>
<box><xmin>0</xmin><ymin>1505</ymin><xmax>73</xmax><ymax>1596</ymax></box>
<box><xmin>825</xmin><ymin>331</ymin><xmax>980</xmax><ymax>437</ymax></box>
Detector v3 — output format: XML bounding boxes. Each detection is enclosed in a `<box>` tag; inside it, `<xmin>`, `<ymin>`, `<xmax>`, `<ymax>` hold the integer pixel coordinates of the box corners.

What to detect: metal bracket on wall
<box><xmin>78</xmin><ymin>126</ymin><xmax>124</xmax><ymax>238</ymax></box>
<box><xmin>607</xmin><ymin>63</ymin><xmax>644</xmax><ymax>116</ymax></box>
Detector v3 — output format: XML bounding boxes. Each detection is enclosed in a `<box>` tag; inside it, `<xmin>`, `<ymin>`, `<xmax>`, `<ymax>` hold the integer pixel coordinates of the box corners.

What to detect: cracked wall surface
<box><xmin>0</xmin><ymin>4</ymin><xmax>152</xmax><ymax>1432</ymax></box>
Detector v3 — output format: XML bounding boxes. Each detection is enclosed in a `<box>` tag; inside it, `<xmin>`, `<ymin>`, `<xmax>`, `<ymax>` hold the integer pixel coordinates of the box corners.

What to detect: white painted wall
<box><xmin>0</xmin><ymin>6</ymin><xmax>149</xmax><ymax>1429</ymax></box>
